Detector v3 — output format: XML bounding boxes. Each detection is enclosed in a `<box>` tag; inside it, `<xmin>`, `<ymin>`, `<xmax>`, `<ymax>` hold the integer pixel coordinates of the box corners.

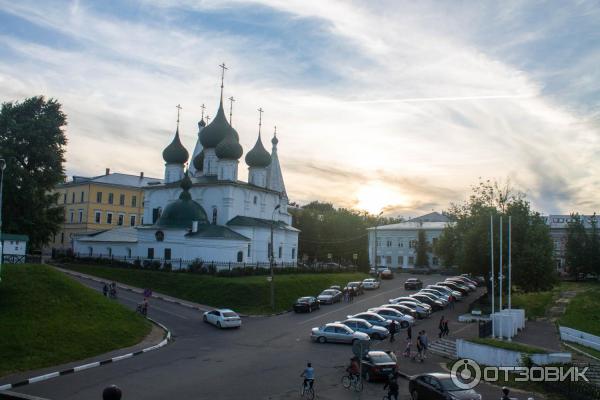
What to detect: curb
<box><xmin>0</xmin><ymin>317</ymin><xmax>171</xmax><ymax>392</ymax></box>
<box><xmin>564</xmin><ymin>342</ymin><xmax>600</xmax><ymax>362</ymax></box>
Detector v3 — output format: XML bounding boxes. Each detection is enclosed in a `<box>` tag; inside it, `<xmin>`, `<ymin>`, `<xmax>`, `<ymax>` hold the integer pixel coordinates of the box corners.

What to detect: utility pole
<box><xmin>270</xmin><ymin>204</ymin><xmax>280</xmax><ymax>310</ymax></box>
<box><xmin>499</xmin><ymin>215</ymin><xmax>503</xmax><ymax>339</ymax></box>
<box><xmin>508</xmin><ymin>216</ymin><xmax>512</xmax><ymax>311</ymax></box>
<box><xmin>490</xmin><ymin>214</ymin><xmax>495</xmax><ymax>338</ymax></box>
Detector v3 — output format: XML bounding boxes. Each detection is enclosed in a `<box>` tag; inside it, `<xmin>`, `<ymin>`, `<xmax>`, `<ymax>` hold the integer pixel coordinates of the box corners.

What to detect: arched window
<box><xmin>253</xmin><ymin>196</ymin><xmax>257</xmax><ymax>205</ymax></box>
<box><xmin>237</xmin><ymin>251</ymin><xmax>243</xmax><ymax>262</ymax></box>
<box><xmin>212</xmin><ymin>208</ymin><xmax>218</xmax><ymax>224</ymax></box>
<box><xmin>88</xmin><ymin>247</ymin><xmax>93</xmax><ymax>257</ymax></box>
<box><xmin>107</xmin><ymin>247</ymin><xmax>112</xmax><ymax>257</ymax></box>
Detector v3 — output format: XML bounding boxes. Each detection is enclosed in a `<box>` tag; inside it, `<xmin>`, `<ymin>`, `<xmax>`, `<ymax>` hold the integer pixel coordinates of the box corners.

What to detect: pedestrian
<box><xmin>421</xmin><ymin>330</ymin><xmax>429</xmax><ymax>359</ymax></box>
<box><xmin>448</xmin><ymin>294</ymin><xmax>455</xmax><ymax>310</ymax></box>
<box><xmin>389</xmin><ymin>321</ymin><xmax>396</xmax><ymax>343</ymax></box>
<box><xmin>343</xmin><ymin>288</ymin><xmax>349</xmax><ymax>303</ymax></box>
<box><xmin>349</xmin><ymin>289</ymin><xmax>354</xmax><ymax>303</ymax></box>
<box><xmin>407</xmin><ymin>324</ymin><xmax>412</xmax><ymax>341</ymax></box>
<box><xmin>102</xmin><ymin>283</ymin><xmax>109</xmax><ymax>297</ymax></box>
<box><xmin>413</xmin><ymin>331</ymin><xmax>423</xmax><ymax>362</ymax></box>
<box><xmin>439</xmin><ymin>316</ymin><xmax>445</xmax><ymax>338</ymax></box>
<box><xmin>403</xmin><ymin>337</ymin><xmax>411</xmax><ymax>358</ymax></box>
<box><xmin>443</xmin><ymin>319</ymin><xmax>450</xmax><ymax>337</ymax></box>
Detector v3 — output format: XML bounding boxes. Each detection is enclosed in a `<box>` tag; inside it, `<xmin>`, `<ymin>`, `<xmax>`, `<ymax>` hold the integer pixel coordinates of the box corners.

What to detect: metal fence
<box><xmin>1</xmin><ymin>254</ymin><xmax>42</xmax><ymax>264</ymax></box>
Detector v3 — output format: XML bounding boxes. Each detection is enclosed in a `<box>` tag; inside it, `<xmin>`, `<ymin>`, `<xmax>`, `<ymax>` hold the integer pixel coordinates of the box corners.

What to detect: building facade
<box><xmin>73</xmin><ymin>77</ymin><xmax>299</xmax><ymax>267</ymax></box>
<box><xmin>368</xmin><ymin>212</ymin><xmax>451</xmax><ymax>269</ymax></box>
<box><xmin>49</xmin><ymin>170</ymin><xmax>162</xmax><ymax>251</ymax></box>
<box><xmin>542</xmin><ymin>214</ymin><xmax>597</xmax><ymax>273</ymax></box>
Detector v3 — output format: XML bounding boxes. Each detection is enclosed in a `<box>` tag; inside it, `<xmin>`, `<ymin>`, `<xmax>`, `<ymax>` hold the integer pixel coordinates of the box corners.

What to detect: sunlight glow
<box><xmin>355</xmin><ymin>182</ymin><xmax>409</xmax><ymax>215</ymax></box>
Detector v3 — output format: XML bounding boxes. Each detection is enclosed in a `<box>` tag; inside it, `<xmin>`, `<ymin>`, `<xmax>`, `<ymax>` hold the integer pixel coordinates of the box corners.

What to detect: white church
<box><xmin>74</xmin><ymin>74</ymin><xmax>299</xmax><ymax>267</ymax></box>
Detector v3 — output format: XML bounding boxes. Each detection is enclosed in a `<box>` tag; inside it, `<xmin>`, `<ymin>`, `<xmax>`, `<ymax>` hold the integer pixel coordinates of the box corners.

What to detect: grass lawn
<box><xmin>559</xmin><ymin>283</ymin><xmax>600</xmax><ymax>336</ymax></box>
<box><xmin>511</xmin><ymin>290</ymin><xmax>556</xmax><ymax>319</ymax></box>
<box><xmin>566</xmin><ymin>342</ymin><xmax>600</xmax><ymax>360</ymax></box>
<box><xmin>0</xmin><ymin>264</ymin><xmax>151</xmax><ymax>378</ymax></box>
<box><xmin>468</xmin><ymin>338</ymin><xmax>549</xmax><ymax>354</ymax></box>
<box><xmin>59</xmin><ymin>263</ymin><xmax>368</xmax><ymax>315</ymax></box>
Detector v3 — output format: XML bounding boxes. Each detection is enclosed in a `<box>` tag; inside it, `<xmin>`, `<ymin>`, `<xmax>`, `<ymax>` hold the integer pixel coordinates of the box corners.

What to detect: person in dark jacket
<box><xmin>389</xmin><ymin>321</ymin><xmax>397</xmax><ymax>343</ymax></box>
<box><xmin>383</xmin><ymin>375</ymin><xmax>399</xmax><ymax>400</ymax></box>
<box><xmin>439</xmin><ymin>316</ymin><xmax>445</xmax><ymax>338</ymax></box>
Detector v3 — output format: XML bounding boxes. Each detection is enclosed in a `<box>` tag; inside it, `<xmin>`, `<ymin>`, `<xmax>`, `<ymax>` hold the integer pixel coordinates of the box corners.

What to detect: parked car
<box><xmin>411</xmin><ymin>293</ymin><xmax>445</xmax><ymax>311</ymax></box>
<box><xmin>203</xmin><ymin>309</ymin><xmax>242</xmax><ymax>329</ymax></box>
<box><xmin>317</xmin><ymin>289</ymin><xmax>342</xmax><ymax>304</ymax></box>
<box><xmin>330</xmin><ymin>285</ymin><xmax>342</xmax><ymax>291</ymax></box>
<box><xmin>368</xmin><ymin>307</ymin><xmax>414</xmax><ymax>327</ymax></box>
<box><xmin>428</xmin><ymin>285</ymin><xmax>463</xmax><ymax>301</ymax></box>
<box><xmin>293</xmin><ymin>296</ymin><xmax>320</xmax><ymax>313</ymax></box>
<box><xmin>396</xmin><ymin>301</ymin><xmax>431</xmax><ymax>319</ymax></box>
<box><xmin>379</xmin><ymin>303</ymin><xmax>418</xmax><ymax>319</ymax></box>
<box><xmin>362</xmin><ymin>278</ymin><xmax>381</xmax><ymax>290</ymax></box>
<box><xmin>337</xmin><ymin>318</ymin><xmax>389</xmax><ymax>340</ymax></box>
<box><xmin>446</xmin><ymin>277</ymin><xmax>476</xmax><ymax>291</ymax></box>
<box><xmin>344</xmin><ymin>281</ymin><xmax>365</xmax><ymax>295</ymax></box>
<box><xmin>404</xmin><ymin>278</ymin><xmax>423</xmax><ymax>290</ymax></box>
<box><xmin>361</xmin><ymin>351</ymin><xmax>398</xmax><ymax>382</ymax></box>
<box><xmin>420</xmin><ymin>288</ymin><xmax>450</xmax><ymax>302</ymax></box>
<box><xmin>311</xmin><ymin>323</ymin><xmax>370</xmax><ymax>344</ymax></box>
<box><xmin>389</xmin><ymin>296</ymin><xmax>432</xmax><ymax>311</ymax></box>
<box><xmin>408</xmin><ymin>373</ymin><xmax>482</xmax><ymax>400</ymax></box>
<box><xmin>437</xmin><ymin>281</ymin><xmax>470</xmax><ymax>296</ymax></box>
<box><xmin>380</xmin><ymin>269</ymin><xmax>394</xmax><ymax>279</ymax></box>
<box><xmin>347</xmin><ymin>312</ymin><xmax>398</xmax><ymax>329</ymax></box>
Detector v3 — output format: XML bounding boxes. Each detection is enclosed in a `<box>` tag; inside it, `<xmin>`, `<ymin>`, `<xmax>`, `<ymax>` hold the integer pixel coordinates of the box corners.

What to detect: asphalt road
<box><xmin>12</xmin><ymin>273</ymin><xmax>486</xmax><ymax>399</ymax></box>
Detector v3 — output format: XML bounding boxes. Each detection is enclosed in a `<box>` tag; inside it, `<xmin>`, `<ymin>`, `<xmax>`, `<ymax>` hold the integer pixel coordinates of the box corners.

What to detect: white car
<box><xmin>362</xmin><ymin>278</ymin><xmax>381</xmax><ymax>290</ymax></box>
<box><xmin>368</xmin><ymin>307</ymin><xmax>415</xmax><ymax>327</ymax></box>
<box><xmin>203</xmin><ymin>308</ymin><xmax>242</xmax><ymax>329</ymax></box>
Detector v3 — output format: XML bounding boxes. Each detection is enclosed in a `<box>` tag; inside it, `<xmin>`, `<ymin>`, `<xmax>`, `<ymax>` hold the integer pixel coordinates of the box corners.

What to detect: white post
<box><xmin>0</xmin><ymin>159</ymin><xmax>5</xmax><ymax>283</ymax></box>
<box><xmin>490</xmin><ymin>214</ymin><xmax>495</xmax><ymax>338</ymax></box>
<box><xmin>499</xmin><ymin>216</ymin><xmax>503</xmax><ymax>339</ymax></box>
<box><xmin>508</xmin><ymin>216</ymin><xmax>512</xmax><ymax>311</ymax></box>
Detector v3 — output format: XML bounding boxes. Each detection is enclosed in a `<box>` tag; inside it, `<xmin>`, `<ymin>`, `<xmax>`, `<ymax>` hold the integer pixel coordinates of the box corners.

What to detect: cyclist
<box><xmin>301</xmin><ymin>362</ymin><xmax>315</xmax><ymax>391</ymax></box>
<box><xmin>346</xmin><ymin>356</ymin><xmax>360</xmax><ymax>377</ymax></box>
<box><xmin>383</xmin><ymin>374</ymin><xmax>399</xmax><ymax>400</ymax></box>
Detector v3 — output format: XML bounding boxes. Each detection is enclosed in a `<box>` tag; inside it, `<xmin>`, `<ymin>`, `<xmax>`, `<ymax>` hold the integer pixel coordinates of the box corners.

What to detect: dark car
<box><xmin>293</xmin><ymin>296</ymin><xmax>320</xmax><ymax>313</ymax></box>
<box><xmin>411</xmin><ymin>293</ymin><xmax>444</xmax><ymax>311</ymax></box>
<box><xmin>361</xmin><ymin>351</ymin><xmax>398</xmax><ymax>382</ymax></box>
<box><xmin>404</xmin><ymin>278</ymin><xmax>423</xmax><ymax>290</ymax></box>
<box><xmin>344</xmin><ymin>281</ymin><xmax>364</xmax><ymax>295</ymax></box>
<box><xmin>408</xmin><ymin>373</ymin><xmax>482</xmax><ymax>400</ymax></box>
<box><xmin>437</xmin><ymin>281</ymin><xmax>470</xmax><ymax>296</ymax></box>
<box><xmin>379</xmin><ymin>303</ymin><xmax>418</xmax><ymax>319</ymax></box>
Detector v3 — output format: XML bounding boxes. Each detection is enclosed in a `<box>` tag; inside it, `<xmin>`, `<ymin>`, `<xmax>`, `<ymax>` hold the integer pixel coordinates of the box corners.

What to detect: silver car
<box><xmin>311</xmin><ymin>322</ymin><xmax>370</xmax><ymax>344</ymax></box>
<box><xmin>368</xmin><ymin>307</ymin><xmax>415</xmax><ymax>327</ymax></box>
<box><xmin>427</xmin><ymin>285</ymin><xmax>462</xmax><ymax>301</ymax></box>
<box><xmin>337</xmin><ymin>318</ymin><xmax>389</xmax><ymax>340</ymax></box>
<box><xmin>317</xmin><ymin>289</ymin><xmax>342</xmax><ymax>304</ymax></box>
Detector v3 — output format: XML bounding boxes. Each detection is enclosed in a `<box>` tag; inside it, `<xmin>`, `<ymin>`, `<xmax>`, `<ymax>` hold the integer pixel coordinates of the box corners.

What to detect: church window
<box><xmin>126</xmin><ymin>248</ymin><xmax>132</xmax><ymax>258</ymax></box>
<box><xmin>88</xmin><ymin>246</ymin><xmax>93</xmax><ymax>256</ymax></box>
<box><xmin>292</xmin><ymin>248</ymin><xmax>296</xmax><ymax>259</ymax></box>
<box><xmin>253</xmin><ymin>196</ymin><xmax>257</xmax><ymax>205</ymax></box>
<box><xmin>147</xmin><ymin>248</ymin><xmax>154</xmax><ymax>259</ymax></box>
<box><xmin>95</xmin><ymin>211</ymin><xmax>101</xmax><ymax>224</ymax></box>
<box><xmin>247</xmin><ymin>243</ymin><xmax>251</xmax><ymax>257</ymax></box>
<box><xmin>96</xmin><ymin>192</ymin><xmax>102</xmax><ymax>203</ymax></box>
<box><xmin>107</xmin><ymin>247</ymin><xmax>112</xmax><ymax>257</ymax></box>
<box><xmin>164</xmin><ymin>248</ymin><xmax>171</xmax><ymax>260</ymax></box>
<box><xmin>278</xmin><ymin>246</ymin><xmax>282</xmax><ymax>259</ymax></box>
<box><xmin>119</xmin><ymin>194</ymin><xmax>125</xmax><ymax>206</ymax></box>
<box><xmin>130</xmin><ymin>215</ymin><xmax>136</xmax><ymax>226</ymax></box>
<box><xmin>212</xmin><ymin>208</ymin><xmax>218</xmax><ymax>224</ymax></box>
<box><xmin>237</xmin><ymin>251</ymin><xmax>243</xmax><ymax>262</ymax></box>
<box><xmin>132</xmin><ymin>195</ymin><xmax>137</xmax><ymax>207</ymax></box>
<box><xmin>108</xmin><ymin>193</ymin><xmax>114</xmax><ymax>204</ymax></box>
<box><xmin>106</xmin><ymin>213</ymin><xmax>113</xmax><ymax>224</ymax></box>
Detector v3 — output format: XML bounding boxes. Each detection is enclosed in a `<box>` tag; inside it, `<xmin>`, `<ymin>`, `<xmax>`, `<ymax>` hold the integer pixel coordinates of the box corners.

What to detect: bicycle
<box><xmin>300</xmin><ymin>379</ymin><xmax>315</xmax><ymax>399</ymax></box>
<box><xmin>341</xmin><ymin>373</ymin><xmax>363</xmax><ymax>392</ymax></box>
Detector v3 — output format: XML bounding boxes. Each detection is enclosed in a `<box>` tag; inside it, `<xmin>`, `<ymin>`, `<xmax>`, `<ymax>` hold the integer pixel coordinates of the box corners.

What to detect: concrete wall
<box><xmin>560</xmin><ymin>326</ymin><xmax>600</xmax><ymax>351</ymax></box>
<box><xmin>456</xmin><ymin>339</ymin><xmax>571</xmax><ymax>367</ymax></box>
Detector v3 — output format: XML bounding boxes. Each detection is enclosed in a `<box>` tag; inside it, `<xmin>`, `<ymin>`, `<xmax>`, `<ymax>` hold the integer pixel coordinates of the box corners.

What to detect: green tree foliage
<box><xmin>290</xmin><ymin>201</ymin><xmax>402</xmax><ymax>269</ymax></box>
<box><xmin>415</xmin><ymin>229</ymin><xmax>429</xmax><ymax>267</ymax></box>
<box><xmin>434</xmin><ymin>180</ymin><xmax>556</xmax><ymax>292</ymax></box>
<box><xmin>565</xmin><ymin>213</ymin><xmax>600</xmax><ymax>279</ymax></box>
<box><xmin>0</xmin><ymin>96</ymin><xmax>67</xmax><ymax>249</ymax></box>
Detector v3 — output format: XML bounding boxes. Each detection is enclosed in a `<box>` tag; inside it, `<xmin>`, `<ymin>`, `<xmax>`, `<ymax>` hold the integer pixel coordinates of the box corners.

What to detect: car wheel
<box><xmin>317</xmin><ymin>336</ymin><xmax>327</xmax><ymax>344</ymax></box>
<box><xmin>411</xmin><ymin>389</ymin><xmax>419</xmax><ymax>400</ymax></box>
<box><xmin>217</xmin><ymin>321</ymin><xmax>222</xmax><ymax>328</ymax></box>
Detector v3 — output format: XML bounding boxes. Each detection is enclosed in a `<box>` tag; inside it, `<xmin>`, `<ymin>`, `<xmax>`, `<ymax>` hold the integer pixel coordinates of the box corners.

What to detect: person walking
<box><xmin>413</xmin><ymin>331</ymin><xmax>424</xmax><ymax>362</ymax></box>
<box><xmin>448</xmin><ymin>294</ymin><xmax>455</xmax><ymax>310</ymax></box>
<box><xmin>438</xmin><ymin>316</ymin><xmax>445</xmax><ymax>338</ymax></box>
<box><xmin>348</xmin><ymin>289</ymin><xmax>354</xmax><ymax>303</ymax></box>
<box><xmin>403</xmin><ymin>336</ymin><xmax>411</xmax><ymax>358</ymax></box>
<box><xmin>102</xmin><ymin>283</ymin><xmax>109</xmax><ymax>297</ymax></box>
<box><xmin>443</xmin><ymin>319</ymin><xmax>450</xmax><ymax>337</ymax></box>
<box><xmin>389</xmin><ymin>321</ymin><xmax>396</xmax><ymax>343</ymax></box>
<box><xmin>421</xmin><ymin>330</ymin><xmax>429</xmax><ymax>359</ymax></box>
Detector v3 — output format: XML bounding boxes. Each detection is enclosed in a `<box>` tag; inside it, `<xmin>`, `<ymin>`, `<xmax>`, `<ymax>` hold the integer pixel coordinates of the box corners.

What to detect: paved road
<box><xmin>9</xmin><ymin>273</ymin><xmax>520</xmax><ymax>399</ymax></box>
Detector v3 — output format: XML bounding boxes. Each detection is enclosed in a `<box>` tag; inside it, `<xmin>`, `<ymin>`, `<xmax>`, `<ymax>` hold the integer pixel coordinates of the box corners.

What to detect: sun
<box><xmin>355</xmin><ymin>183</ymin><xmax>408</xmax><ymax>215</ymax></box>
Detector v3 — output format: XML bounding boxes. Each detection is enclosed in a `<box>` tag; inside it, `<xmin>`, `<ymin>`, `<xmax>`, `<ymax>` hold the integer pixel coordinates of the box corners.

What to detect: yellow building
<box><xmin>49</xmin><ymin>169</ymin><xmax>162</xmax><ymax>251</ymax></box>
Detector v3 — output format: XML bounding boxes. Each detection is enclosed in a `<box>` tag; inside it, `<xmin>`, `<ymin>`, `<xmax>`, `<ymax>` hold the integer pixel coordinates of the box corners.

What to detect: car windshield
<box><xmin>297</xmin><ymin>297</ymin><xmax>311</xmax><ymax>303</ymax></box>
<box><xmin>321</xmin><ymin>290</ymin><xmax>335</xmax><ymax>295</ymax></box>
<box><xmin>369</xmin><ymin>353</ymin><xmax>394</xmax><ymax>364</ymax></box>
<box><xmin>348</xmin><ymin>283</ymin><xmax>358</xmax><ymax>287</ymax></box>
<box><xmin>364</xmin><ymin>279</ymin><xmax>374</xmax><ymax>282</ymax></box>
<box><xmin>438</xmin><ymin>377</ymin><xmax>463</xmax><ymax>391</ymax></box>
<box><xmin>223</xmin><ymin>312</ymin><xmax>238</xmax><ymax>318</ymax></box>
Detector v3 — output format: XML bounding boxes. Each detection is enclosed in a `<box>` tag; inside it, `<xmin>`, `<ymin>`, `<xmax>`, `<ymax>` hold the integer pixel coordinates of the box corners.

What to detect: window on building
<box><xmin>253</xmin><ymin>196</ymin><xmax>257</xmax><ymax>205</ymax></box>
<box><xmin>375</xmin><ymin>256</ymin><xmax>381</xmax><ymax>265</ymax></box>
<box><xmin>126</xmin><ymin>248</ymin><xmax>132</xmax><ymax>258</ymax></box>
<box><xmin>78</xmin><ymin>209</ymin><xmax>83</xmax><ymax>223</ymax></box>
<box><xmin>432</xmin><ymin>257</ymin><xmax>439</xmax><ymax>266</ymax></box>
<box><xmin>88</xmin><ymin>246</ymin><xmax>93</xmax><ymax>256</ymax></box>
<box><xmin>71</xmin><ymin>192</ymin><xmax>75</xmax><ymax>203</ymax></box>
<box><xmin>409</xmin><ymin>240</ymin><xmax>417</xmax><ymax>249</ymax></box>
<box><xmin>95</xmin><ymin>211</ymin><xmax>101</xmax><ymax>223</ymax></box>
<box><xmin>387</xmin><ymin>240</ymin><xmax>392</xmax><ymax>247</ymax></box>
<box><xmin>107</xmin><ymin>247</ymin><xmax>112</xmax><ymax>257</ymax></box>
<box><xmin>107</xmin><ymin>213</ymin><xmax>113</xmax><ymax>224</ymax></box>
<box><xmin>212</xmin><ymin>208</ymin><xmax>217</xmax><ymax>224</ymax></box>
<box><xmin>61</xmin><ymin>232</ymin><xmax>64</xmax><ymax>244</ymax></box>
<box><xmin>278</xmin><ymin>246</ymin><xmax>282</xmax><ymax>259</ymax></box>
<box><xmin>108</xmin><ymin>193</ymin><xmax>114</xmax><ymax>204</ymax></box>
<box><xmin>376</xmin><ymin>239</ymin><xmax>382</xmax><ymax>247</ymax></box>
<box><xmin>96</xmin><ymin>192</ymin><xmax>102</xmax><ymax>203</ymax></box>
<box><xmin>132</xmin><ymin>195</ymin><xmax>137</xmax><ymax>207</ymax></box>
<box><xmin>398</xmin><ymin>241</ymin><xmax>403</xmax><ymax>247</ymax></box>
<box><xmin>386</xmin><ymin>255</ymin><xmax>392</xmax><ymax>264</ymax></box>
<box><xmin>81</xmin><ymin>191</ymin><xmax>85</xmax><ymax>202</ymax></box>
<box><xmin>119</xmin><ymin>194</ymin><xmax>125</xmax><ymax>206</ymax></box>
<box><xmin>292</xmin><ymin>248</ymin><xmax>296</xmax><ymax>259</ymax></box>
<box><xmin>432</xmin><ymin>237</ymin><xmax>438</xmax><ymax>246</ymax></box>
<box><xmin>130</xmin><ymin>215</ymin><xmax>136</xmax><ymax>226</ymax></box>
<box><xmin>69</xmin><ymin>210</ymin><xmax>74</xmax><ymax>223</ymax></box>
<box><xmin>147</xmin><ymin>248</ymin><xmax>154</xmax><ymax>259</ymax></box>
<box><xmin>117</xmin><ymin>214</ymin><xmax>124</xmax><ymax>226</ymax></box>
<box><xmin>398</xmin><ymin>255</ymin><xmax>404</xmax><ymax>265</ymax></box>
<box><xmin>408</xmin><ymin>256</ymin><xmax>414</xmax><ymax>266</ymax></box>
<box><xmin>164</xmin><ymin>248</ymin><xmax>171</xmax><ymax>260</ymax></box>
<box><xmin>63</xmin><ymin>193</ymin><xmax>67</xmax><ymax>204</ymax></box>
<box><xmin>247</xmin><ymin>243</ymin><xmax>251</xmax><ymax>257</ymax></box>
<box><xmin>237</xmin><ymin>251</ymin><xmax>243</xmax><ymax>262</ymax></box>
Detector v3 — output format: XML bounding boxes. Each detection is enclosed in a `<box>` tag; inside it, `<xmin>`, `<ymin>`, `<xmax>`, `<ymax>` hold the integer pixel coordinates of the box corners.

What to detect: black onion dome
<box><xmin>198</xmin><ymin>119</ymin><xmax>206</xmax><ymax>128</ymax></box>
<box><xmin>271</xmin><ymin>134</ymin><xmax>279</xmax><ymax>146</ymax></box>
<box><xmin>193</xmin><ymin>150</ymin><xmax>204</xmax><ymax>172</ymax></box>
<box><xmin>162</xmin><ymin>128</ymin><xmax>189</xmax><ymax>164</ymax></box>
<box><xmin>245</xmin><ymin>134</ymin><xmax>271</xmax><ymax>167</ymax></box>
<box><xmin>199</xmin><ymin>100</ymin><xmax>230</xmax><ymax>148</ymax></box>
<box><xmin>215</xmin><ymin>127</ymin><xmax>243</xmax><ymax>160</ymax></box>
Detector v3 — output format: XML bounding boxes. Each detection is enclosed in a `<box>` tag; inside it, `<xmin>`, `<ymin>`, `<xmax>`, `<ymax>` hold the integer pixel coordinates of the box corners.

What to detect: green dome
<box><xmin>162</xmin><ymin>128</ymin><xmax>189</xmax><ymax>164</ymax></box>
<box><xmin>215</xmin><ymin>128</ymin><xmax>243</xmax><ymax>160</ymax></box>
<box><xmin>245</xmin><ymin>134</ymin><xmax>271</xmax><ymax>167</ymax></box>
<box><xmin>193</xmin><ymin>150</ymin><xmax>204</xmax><ymax>172</ymax></box>
<box><xmin>156</xmin><ymin>174</ymin><xmax>209</xmax><ymax>228</ymax></box>
<box><xmin>200</xmin><ymin>100</ymin><xmax>239</xmax><ymax>147</ymax></box>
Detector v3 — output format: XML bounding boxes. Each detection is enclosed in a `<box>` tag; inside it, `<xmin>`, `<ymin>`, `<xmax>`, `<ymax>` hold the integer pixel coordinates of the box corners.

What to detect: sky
<box><xmin>1</xmin><ymin>0</ymin><xmax>599</xmax><ymax>217</ymax></box>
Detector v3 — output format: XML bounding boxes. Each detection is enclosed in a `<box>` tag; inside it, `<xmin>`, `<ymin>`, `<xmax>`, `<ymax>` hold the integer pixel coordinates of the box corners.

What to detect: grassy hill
<box><xmin>60</xmin><ymin>263</ymin><xmax>368</xmax><ymax>314</ymax></box>
<box><xmin>0</xmin><ymin>264</ymin><xmax>151</xmax><ymax>377</ymax></box>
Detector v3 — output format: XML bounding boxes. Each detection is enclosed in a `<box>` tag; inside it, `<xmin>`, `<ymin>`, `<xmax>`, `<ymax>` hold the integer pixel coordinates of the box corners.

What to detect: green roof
<box><xmin>200</xmin><ymin>99</ymin><xmax>238</xmax><ymax>148</ymax></box>
<box><xmin>0</xmin><ymin>233</ymin><xmax>29</xmax><ymax>242</ymax></box>
<box><xmin>162</xmin><ymin>127</ymin><xmax>189</xmax><ymax>164</ymax></box>
<box><xmin>155</xmin><ymin>174</ymin><xmax>209</xmax><ymax>229</ymax></box>
<box><xmin>185</xmin><ymin>225</ymin><xmax>250</xmax><ymax>241</ymax></box>
<box><xmin>245</xmin><ymin>134</ymin><xmax>271</xmax><ymax>168</ymax></box>
<box><xmin>227</xmin><ymin>215</ymin><xmax>288</xmax><ymax>229</ymax></box>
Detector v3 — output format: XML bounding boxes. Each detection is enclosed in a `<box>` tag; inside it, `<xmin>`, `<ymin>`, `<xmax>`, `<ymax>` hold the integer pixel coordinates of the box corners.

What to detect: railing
<box><xmin>1</xmin><ymin>254</ymin><xmax>42</xmax><ymax>264</ymax></box>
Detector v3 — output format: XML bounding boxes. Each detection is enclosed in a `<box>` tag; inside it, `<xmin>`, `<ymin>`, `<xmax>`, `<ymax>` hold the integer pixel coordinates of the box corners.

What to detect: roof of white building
<box><xmin>61</xmin><ymin>173</ymin><xmax>162</xmax><ymax>188</ymax></box>
<box><xmin>368</xmin><ymin>221</ymin><xmax>452</xmax><ymax>231</ymax></box>
<box><xmin>75</xmin><ymin>227</ymin><xmax>139</xmax><ymax>243</ymax></box>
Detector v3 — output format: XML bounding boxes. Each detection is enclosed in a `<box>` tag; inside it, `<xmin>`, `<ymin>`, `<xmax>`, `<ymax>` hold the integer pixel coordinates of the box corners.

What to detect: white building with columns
<box><xmin>74</xmin><ymin>80</ymin><xmax>298</xmax><ymax>267</ymax></box>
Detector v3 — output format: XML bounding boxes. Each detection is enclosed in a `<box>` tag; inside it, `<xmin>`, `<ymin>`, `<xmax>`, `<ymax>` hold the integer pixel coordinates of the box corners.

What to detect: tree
<box><xmin>566</xmin><ymin>214</ymin><xmax>590</xmax><ymax>279</ymax></box>
<box><xmin>0</xmin><ymin>96</ymin><xmax>67</xmax><ymax>249</ymax></box>
<box><xmin>415</xmin><ymin>229</ymin><xmax>429</xmax><ymax>267</ymax></box>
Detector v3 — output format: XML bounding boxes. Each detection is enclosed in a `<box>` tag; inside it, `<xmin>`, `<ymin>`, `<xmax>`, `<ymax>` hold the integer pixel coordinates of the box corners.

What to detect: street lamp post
<box><xmin>270</xmin><ymin>204</ymin><xmax>281</xmax><ymax>311</ymax></box>
<box><xmin>0</xmin><ymin>158</ymin><xmax>6</xmax><ymax>283</ymax></box>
